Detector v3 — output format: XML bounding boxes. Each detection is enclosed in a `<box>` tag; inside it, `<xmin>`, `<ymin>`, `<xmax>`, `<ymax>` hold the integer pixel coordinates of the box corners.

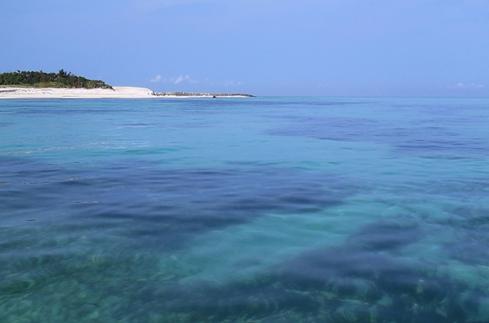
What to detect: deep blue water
<box><xmin>1</xmin><ymin>97</ymin><xmax>489</xmax><ymax>322</ymax></box>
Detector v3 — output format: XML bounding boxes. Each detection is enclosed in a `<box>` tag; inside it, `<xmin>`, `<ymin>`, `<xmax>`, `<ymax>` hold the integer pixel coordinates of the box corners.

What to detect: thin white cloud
<box><xmin>222</xmin><ymin>80</ymin><xmax>243</xmax><ymax>87</ymax></box>
<box><xmin>173</xmin><ymin>75</ymin><xmax>193</xmax><ymax>85</ymax></box>
<box><xmin>203</xmin><ymin>78</ymin><xmax>243</xmax><ymax>87</ymax></box>
<box><xmin>152</xmin><ymin>74</ymin><xmax>199</xmax><ymax>85</ymax></box>
<box><xmin>150</xmin><ymin>74</ymin><xmax>162</xmax><ymax>83</ymax></box>
<box><xmin>150</xmin><ymin>74</ymin><xmax>243</xmax><ymax>88</ymax></box>
<box><xmin>451</xmin><ymin>82</ymin><xmax>485</xmax><ymax>90</ymax></box>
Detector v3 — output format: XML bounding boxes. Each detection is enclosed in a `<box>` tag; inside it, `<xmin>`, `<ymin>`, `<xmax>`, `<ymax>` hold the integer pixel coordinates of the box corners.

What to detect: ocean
<box><xmin>1</xmin><ymin>97</ymin><xmax>489</xmax><ymax>322</ymax></box>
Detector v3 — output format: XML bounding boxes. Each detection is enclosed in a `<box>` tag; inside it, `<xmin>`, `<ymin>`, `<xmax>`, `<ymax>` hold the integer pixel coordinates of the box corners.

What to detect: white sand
<box><xmin>0</xmin><ymin>87</ymin><xmax>252</xmax><ymax>99</ymax></box>
<box><xmin>0</xmin><ymin>87</ymin><xmax>155</xmax><ymax>99</ymax></box>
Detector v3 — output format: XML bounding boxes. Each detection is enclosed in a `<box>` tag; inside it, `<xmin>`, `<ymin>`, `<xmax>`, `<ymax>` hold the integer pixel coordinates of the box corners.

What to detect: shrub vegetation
<box><xmin>0</xmin><ymin>70</ymin><xmax>112</xmax><ymax>89</ymax></box>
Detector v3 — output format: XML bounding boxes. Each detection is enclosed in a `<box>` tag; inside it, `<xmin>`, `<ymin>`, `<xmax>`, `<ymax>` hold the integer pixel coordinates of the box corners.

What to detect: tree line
<box><xmin>0</xmin><ymin>70</ymin><xmax>113</xmax><ymax>89</ymax></box>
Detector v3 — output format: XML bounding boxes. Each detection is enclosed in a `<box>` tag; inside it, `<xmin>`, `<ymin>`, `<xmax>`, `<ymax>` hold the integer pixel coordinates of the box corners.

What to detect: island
<box><xmin>0</xmin><ymin>70</ymin><xmax>254</xmax><ymax>99</ymax></box>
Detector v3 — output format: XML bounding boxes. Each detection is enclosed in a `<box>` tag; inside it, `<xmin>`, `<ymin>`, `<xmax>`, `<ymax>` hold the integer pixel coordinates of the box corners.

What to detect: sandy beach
<box><xmin>0</xmin><ymin>87</ymin><xmax>252</xmax><ymax>99</ymax></box>
<box><xmin>0</xmin><ymin>87</ymin><xmax>156</xmax><ymax>99</ymax></box>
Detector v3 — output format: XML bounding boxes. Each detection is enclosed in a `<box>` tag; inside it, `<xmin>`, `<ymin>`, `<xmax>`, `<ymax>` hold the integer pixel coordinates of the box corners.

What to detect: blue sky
<box><xmin>1</xmin><ymin>0</ymin><xmax>488</xmax><ymax>96</ymax></box>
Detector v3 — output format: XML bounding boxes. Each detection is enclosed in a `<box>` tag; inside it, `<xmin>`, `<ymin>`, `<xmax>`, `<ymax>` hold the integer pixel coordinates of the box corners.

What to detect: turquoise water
<box><xmin>1</xmin><ymin>97</ymin><xmax>489</xmax><ymax>322</ymax></box>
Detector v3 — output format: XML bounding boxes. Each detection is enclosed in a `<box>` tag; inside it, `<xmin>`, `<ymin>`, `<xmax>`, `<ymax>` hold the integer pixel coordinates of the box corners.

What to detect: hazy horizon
<box><xmin>1</xmin><ymin>0</ymin><xmax>488</xmax><ymax>96</ymax></box>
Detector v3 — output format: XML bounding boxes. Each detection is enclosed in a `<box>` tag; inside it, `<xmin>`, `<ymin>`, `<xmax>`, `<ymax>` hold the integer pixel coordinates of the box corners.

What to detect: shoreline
<box><xmin>0</xmin><ymin>87</ymin><xmax>154</xmax><ymax>99</ymax></box>
<box><xmin>0</xmin><ymin>87</ymin><xmax>253</xmax><ymax>99</ymax></box>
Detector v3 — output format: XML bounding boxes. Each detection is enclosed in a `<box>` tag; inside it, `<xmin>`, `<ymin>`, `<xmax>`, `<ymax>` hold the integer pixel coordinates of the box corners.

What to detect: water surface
<box><xmin>1</xmin><ymin>97</ymin><xmax>489</xmax><ymax>322</ymax></box>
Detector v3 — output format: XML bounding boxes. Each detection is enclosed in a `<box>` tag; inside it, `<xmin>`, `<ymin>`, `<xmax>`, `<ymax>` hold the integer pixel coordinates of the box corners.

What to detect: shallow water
<box><xmin>1</xmin><ymin>97</ymin><xmax>489</xmax><ymax>322</ymax></box>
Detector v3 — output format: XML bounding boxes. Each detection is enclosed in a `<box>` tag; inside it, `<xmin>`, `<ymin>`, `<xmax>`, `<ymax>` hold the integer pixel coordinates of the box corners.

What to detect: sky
<box><xmin>1</xmin><ymin>0</ymin><xmax>488</xmax><ymax>96</ymax></box>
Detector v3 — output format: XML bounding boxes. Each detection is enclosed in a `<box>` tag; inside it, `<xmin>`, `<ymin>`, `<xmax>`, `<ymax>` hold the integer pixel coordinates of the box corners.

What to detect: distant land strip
<box><xmin>0</xmin><ymin>70</ymin><xmax>254</xmax><ymax>99</ymax></box>
<box><xmin>153</xmin><ymin>92</ymin><xmax>255</xmax><ymax>98</ymax></box>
